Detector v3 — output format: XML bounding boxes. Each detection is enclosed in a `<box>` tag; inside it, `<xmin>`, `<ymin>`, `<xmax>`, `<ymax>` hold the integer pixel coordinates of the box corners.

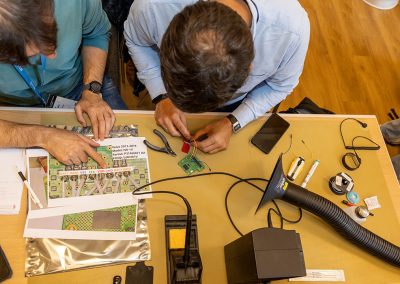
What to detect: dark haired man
<box><xmin>124</xmin><ymin>0</ymin><xmax>310</xmax><ymax>153</ymax></box>
<box><xmin>0</xmin><ymin>0</ymin><xmax>127</xmax><ymax>166</ymax></box>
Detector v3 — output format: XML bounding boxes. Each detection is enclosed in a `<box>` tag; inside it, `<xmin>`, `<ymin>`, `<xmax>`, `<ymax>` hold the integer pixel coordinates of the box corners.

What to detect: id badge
<box><xmin>46</xmin><ymin>94</ymin><xmax>77</xmax><ymax>109</ymax></box>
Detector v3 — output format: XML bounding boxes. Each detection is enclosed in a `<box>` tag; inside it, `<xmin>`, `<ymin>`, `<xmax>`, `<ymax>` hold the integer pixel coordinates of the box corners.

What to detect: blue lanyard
<box><xmin>13</xmin><ymin>55</ymin><xmax>47</xmax><ymax>106</ymax></box>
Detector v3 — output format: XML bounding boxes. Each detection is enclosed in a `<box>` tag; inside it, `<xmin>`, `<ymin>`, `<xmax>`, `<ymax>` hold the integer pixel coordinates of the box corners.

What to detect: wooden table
<box><xmin>0</xmin><ymin>108</ymin><xmax>399</xmax><ymax>283</ymax></box>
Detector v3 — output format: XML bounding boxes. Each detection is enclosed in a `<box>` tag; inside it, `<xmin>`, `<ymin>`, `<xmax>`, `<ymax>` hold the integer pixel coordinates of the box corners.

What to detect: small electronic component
<box><xmin>342</xmin><ymin>200</ymin><xmax>355</xmax><ymax>207</ymax></box>
<box><xmin>178</xmin><ymin>155</ymin><xmax>205</xmax><ymax>175</ymax></box>
<box><xmin>287</xmin><ymin>157</ymin><xmax>305</xmax><ymax>181</ymax></box>
<box><xmin>178</xmin><ymin>138</ymin><xmax>210</xmax><ymax>175</ymax></box>
<box><xmin>181</xmin><ymin>141</ymin><xmax>191</xmax><ymax>154</ymax></box>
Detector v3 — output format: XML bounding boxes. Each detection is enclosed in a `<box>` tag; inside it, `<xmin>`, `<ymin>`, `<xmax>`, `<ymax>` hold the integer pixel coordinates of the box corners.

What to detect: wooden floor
<box><xmin>280</xmin><ymin>0</ymin><xmax>400</xmax><ymax>123</ymax></box>
<box><xmin>121</xmin><ymin>0</ymin><xmax>400</xmax><ymax>154</ymax></box>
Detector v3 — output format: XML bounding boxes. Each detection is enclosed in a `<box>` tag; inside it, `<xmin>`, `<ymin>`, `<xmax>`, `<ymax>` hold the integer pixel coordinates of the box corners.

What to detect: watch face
<box><xmin>90</xmin><ymin>81</ymin><xmax>102</xmax><ymax>93</ymax></box>
<box><xmin>227</xmin><ymin>114</ymin><xmax>241</xmax><ymax>133</ymax></box>
<box><xmin>233</xmin><ymin>123</ymin><xmax>241</xmax><ymax>132</ymax></box>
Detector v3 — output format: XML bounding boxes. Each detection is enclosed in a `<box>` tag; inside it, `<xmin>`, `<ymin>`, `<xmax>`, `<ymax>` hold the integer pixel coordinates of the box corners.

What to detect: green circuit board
<box><xmin>178</xmin><ymin>155</ymin><xmax>206</xmax><ymax>175</ymax></box>
<box><xmin>62</xmin><ymin>205</ymin><xmax>137</xmax><ymax>232</ymax></box>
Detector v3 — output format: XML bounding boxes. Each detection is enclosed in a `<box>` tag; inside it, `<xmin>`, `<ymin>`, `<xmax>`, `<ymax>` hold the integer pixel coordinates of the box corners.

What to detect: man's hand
<box><xmin>155</xmin><ymin>98</ymin><xmax>191</xmax><ymax>139</ymax></box>
<box><xmin>75</xmin><ymin>90</ymin><xmax>115</xmax><ymax>140</ymax></box>
<box><xmin>193</xmin><ymin>118</ymin><xmax>233</xmax><ymax>154</ymax></box>
<box><xmin>41</xmin><ymin>128</ymin><xmax>106</xmax><ymax>167</ymax></box>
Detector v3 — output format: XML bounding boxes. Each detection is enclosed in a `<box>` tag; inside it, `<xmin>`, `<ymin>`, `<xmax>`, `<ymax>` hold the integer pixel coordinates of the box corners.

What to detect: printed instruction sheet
<box><xmin>46</xmin><ymin>137</ymin><xmax>152</xmax><ymax>207</ymax></box>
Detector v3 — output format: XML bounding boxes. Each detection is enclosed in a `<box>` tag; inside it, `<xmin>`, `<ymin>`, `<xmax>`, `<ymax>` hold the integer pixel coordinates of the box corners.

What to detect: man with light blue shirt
<box><xmin>124</xmin><ymin>0</ymin><xmax>310</xmax><ymax>153</ymax></box>
<box><xmin>0</xmin><ymin>0</ymin><xmax>127</xmax><ymax>166</ymax></box>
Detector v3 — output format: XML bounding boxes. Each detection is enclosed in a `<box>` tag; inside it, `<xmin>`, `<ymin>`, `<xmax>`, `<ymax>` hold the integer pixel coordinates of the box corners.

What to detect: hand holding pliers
<box><xmin>143</xmin><ymin>129</ymin><xmax>177</xmax><ymax>156</ymax></box>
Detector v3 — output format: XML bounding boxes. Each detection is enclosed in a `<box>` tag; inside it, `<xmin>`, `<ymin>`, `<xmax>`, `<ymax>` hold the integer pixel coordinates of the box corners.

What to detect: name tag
<box><xmin>46</xmin><ymin>95</ymin><xmax>77</xmax><ymax>109</ymax></box>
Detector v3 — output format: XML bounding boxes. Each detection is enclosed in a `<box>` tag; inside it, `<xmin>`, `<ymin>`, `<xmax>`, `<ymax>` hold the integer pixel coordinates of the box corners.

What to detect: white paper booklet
<box><xmin>0</xmin><ymin>148</ymin><xmax>26</xmax><ymax>214</ymax></box>
<box><xmin>23</xmin><ymin>137</ymin><xmax>151</xmax><ymax>240</ymax></box>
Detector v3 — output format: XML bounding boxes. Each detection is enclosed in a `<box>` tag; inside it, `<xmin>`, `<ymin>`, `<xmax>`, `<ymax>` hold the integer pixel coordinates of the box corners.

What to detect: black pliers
<box><xmin>143</xmin><ymin>129</ymin><xmax>177</xmax><ymax>156</ymax></box>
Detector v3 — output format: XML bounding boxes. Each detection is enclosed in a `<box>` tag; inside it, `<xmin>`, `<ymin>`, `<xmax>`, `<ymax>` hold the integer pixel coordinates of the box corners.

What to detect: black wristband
<box><xmin>226</xmin><ymin>114</ymin><xmax>241</xmax><ymax>133</ymax></box>
<box><xmin>152</xmin><ymin>94</ymin><xmax>168</xmax><ymax>105</ymax></box>
<box><xmin>341</xmin><ymin>152</ymin><xmax>361</xmax><ymax>171</ymax></box>
<box><xmin>82</xmin><ymin>80</ymin><xmax>102</xmax><ymax>94</ymax></box>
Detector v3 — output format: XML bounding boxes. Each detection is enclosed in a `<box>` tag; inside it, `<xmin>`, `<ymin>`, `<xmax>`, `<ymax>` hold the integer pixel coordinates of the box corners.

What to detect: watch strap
<box><xmin>83</xmin><ymin>80</ymin><xmax>102</xmax><ymax>94</ymax></box>
<box><xmin>227</xmin><ymin>114</ymin><xmax>241</xmax><ymax>133</ymax></box>
<box><xmin>152</xmin><ymin>93</ymin><xmax>168</xmax><ymax>105</ymax></box>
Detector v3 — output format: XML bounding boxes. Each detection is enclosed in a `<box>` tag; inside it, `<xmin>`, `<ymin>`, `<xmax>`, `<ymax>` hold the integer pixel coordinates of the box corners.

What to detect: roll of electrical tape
<box><xmin>329</xmin><ymin>172</ymin><xmax>354</xmax><ymax>195</ymax></box>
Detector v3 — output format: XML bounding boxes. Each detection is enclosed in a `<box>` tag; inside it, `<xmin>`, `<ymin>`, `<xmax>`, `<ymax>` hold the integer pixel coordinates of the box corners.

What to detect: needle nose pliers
<box><xmin>143</xmin><ymin>129</ymin><xmax>177</xmax><ymax>156</ymax></box>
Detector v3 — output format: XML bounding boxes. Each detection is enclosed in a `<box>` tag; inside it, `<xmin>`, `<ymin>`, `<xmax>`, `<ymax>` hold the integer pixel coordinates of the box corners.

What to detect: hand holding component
<box><xmin>155</xmin><ymin>98</ymin><xmax>191</xmax><ymax>139</ymax></box>
<box><xmin>193</xmin><ymin>117</ymin><xmax>233</xmax><ymax>154</ymax></box>
<box><xmin>144</xmin><ymin>129</ymin><xmax>177</xmax><ymax>156</ymax></box>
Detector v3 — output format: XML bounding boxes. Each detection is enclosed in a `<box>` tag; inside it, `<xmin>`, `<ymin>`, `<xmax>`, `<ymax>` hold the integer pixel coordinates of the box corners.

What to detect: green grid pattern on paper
<box><xmin>62</xmin><ymin>205</ymin><xmax>137</xmax><ymax>232</ymax></box>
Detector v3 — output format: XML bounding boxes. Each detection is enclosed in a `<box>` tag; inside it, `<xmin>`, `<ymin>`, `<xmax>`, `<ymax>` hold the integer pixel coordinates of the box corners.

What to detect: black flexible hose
<box><xmin>283</xmin><ymin>184</ymin><xmax>400</xmax><ymax>267</ymax></box>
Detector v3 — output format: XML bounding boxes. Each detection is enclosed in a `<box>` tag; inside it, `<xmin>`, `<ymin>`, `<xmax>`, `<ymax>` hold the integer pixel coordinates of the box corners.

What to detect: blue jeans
<box><xmin>65</xmin><ymin>75</ymin><xmax>128</xmax><ymax>110</ymax></box>
<box><xmin>381</xmin><ymin>119</ymin><xmax>400</xmax><ymax>181</ymax></box>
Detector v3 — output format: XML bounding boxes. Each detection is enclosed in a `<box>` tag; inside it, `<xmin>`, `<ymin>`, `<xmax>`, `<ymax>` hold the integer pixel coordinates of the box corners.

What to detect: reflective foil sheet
<box><xmin>25</xmin><ymin>200</ymin><xmax>150</xmax><ymax>276</ymax></box>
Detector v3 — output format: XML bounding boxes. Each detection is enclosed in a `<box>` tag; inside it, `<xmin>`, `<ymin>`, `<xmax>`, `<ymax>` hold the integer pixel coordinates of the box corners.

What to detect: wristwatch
<box><xmin>226</xmin><ymin>114</ymin><xmax>241</xmax><ymax>133</ymax></box>
<box><xmin>152</xmin><ymin>93</ymin><xmax>168</xmax><ymax>105</ymax></box>
<box><xmin>83</xmin><ymin>81</ymin><xmax>102</xmax><ymax>94</ymax></box>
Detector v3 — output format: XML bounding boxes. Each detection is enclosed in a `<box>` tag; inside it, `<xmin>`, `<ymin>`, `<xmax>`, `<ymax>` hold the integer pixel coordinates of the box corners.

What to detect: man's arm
<box><xmin>0</xmin><ymin>119</ymin><xmax>106</xmax><ymax>167</ymax></box>
<box><xmin>124</xmin><ymin>1</ymin><xmax>191</xmax><ymax>139</ymax></box>
<box><xmin>195</xmin><ymin>14</ymin><xmax>310</xmax><ymax>154</ymax></box>
<box><xmin>74</xmin><ymin>0</ymin><xmax>115</xmax><ymax>141</ymax></box>
<box><xmin>232</xmin><ymin>18</ymin><xmax>311</xmax><ymax>129</ymax></box>
<box><xmin>75</xmin><ymin>46</ymin><xmax>115</xmax><ymax>141</ymax></box>
<box><xmin>124</xmin><ymin>1</ymin><xmax>167</xmax><ymax>99</ymax></box>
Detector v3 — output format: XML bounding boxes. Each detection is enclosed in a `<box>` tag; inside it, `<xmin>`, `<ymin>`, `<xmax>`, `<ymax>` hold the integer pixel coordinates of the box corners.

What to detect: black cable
<box><xmin>340</xmin><ymin>118</ymin><xmax>364</xmax><ymax>148</ymax></box>
<box><xmin>267</xmin><ymin>207</ymin><xmax>303</xmax><ymax>229</ymax></box>
<box><xmin>351</xmin><ymin>135</ymin><xmax>380</xmax><ymax>157</ymax></box>
<box><xmin>133</xmin><ymin>172</ymin><xmax>266</xmax><ymax>193</ymax></box>
<box><xmin>133</xmin><ymin>172</ymin><xmax>303</xmax><ymax>237</ymax></box>
<box><xmin>133</xmin><ymin>190</ymin><xmax>193</xmax><ymax>266</ymax></box>
<box><xmin>268</xmin><ymin>208</ymin><xmax>282</xmax><ymax>229</ymax></box>
<box><xmin>224</xmin><ymin>178</ymin><xmax>272</xmax><ymax>236</ymax></box>
<box><xmin>340</xmin><ymin>118</ymin><xmax>380</xmax><ymax>150</ymax></box>
<box><xmin>224</xmin><ymin>178</ymin><xmax>302</xmax><ymax>234</ymax></box>
<box><xmin>342</xmin><ymin>135</ymin><xmax>382</xmax><ymax>170</ymax></box>
<box><xmin>282</xmin><ymin>134</ymin><xmax>293</xmax><ymax>155</ymax></box>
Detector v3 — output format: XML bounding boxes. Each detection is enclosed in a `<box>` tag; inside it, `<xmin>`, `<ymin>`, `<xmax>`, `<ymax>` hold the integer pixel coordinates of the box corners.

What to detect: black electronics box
<box><xmin>224</xmin><ymin>228</ymin><xmax>306</xmax><ymax>283</ymax></box>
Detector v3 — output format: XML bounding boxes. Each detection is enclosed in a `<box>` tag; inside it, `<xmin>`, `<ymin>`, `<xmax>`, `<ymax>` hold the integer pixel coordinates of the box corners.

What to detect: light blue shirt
<box><xmin>124</xmin><ymin>0</ymin><xmax>310</xmax><ymax>127</ymax></box>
